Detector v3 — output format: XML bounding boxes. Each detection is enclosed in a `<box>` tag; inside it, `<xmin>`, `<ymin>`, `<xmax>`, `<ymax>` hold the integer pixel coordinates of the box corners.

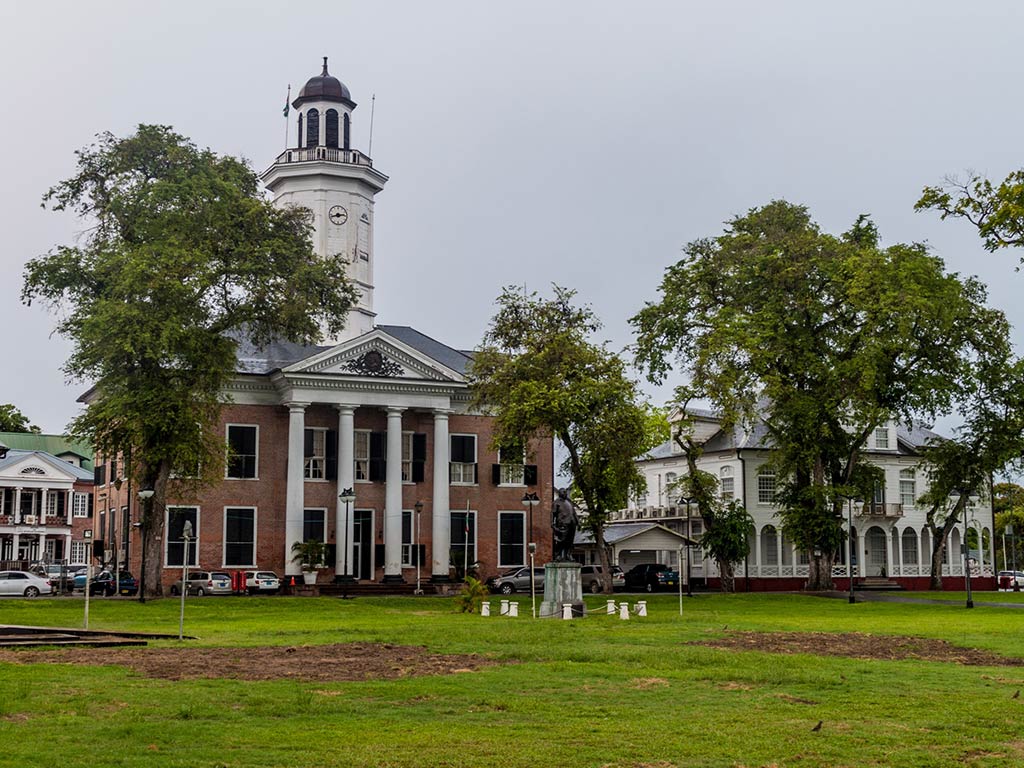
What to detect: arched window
<box><xmin>982</xmin><ymin>527</ymin><xmax>992</xmax><ymax>565</ymax></box>
<box><xmin>297</xmin><ymin>113</ymin><xmax>303</xmax><ymax>148</ymax></box>
<box><xmin>920</xmin><ymin>528</ymin><xmax>931</xmax><ymax>565</ymax></box>
<box><xmin>325</xmin><ymin>109</ymin><xmax>339</xmax><ymax>148</ymax></box>
<box><xmin>901</xmin><ymin>528</ymin><xmax>918</xmax><ymax>565</ymax></box>
<box><xmin>20</xmin><ymin>466</ymin><xmax>44</xmax><ymax>475</ymax></box>
<box><xmin>781</xmin><ymin>530</ymin><xmax>794</xmax><ymax>565</ymax></box>
<box><xmin>306</xmin><ymin>109</ymin><xmax>320</xmax><ymax>148</ymax></box>
<box><xmin>343</xmin><ymin>113</ymin><xmax>350</xmax><ymax>150</ymax></box>
<box><xmin>664</xmin><ymin>472</ymin><xmax>677</xmax><ymax>504</ymax></box>
<box><xmin>761</xmin><ymin>525</ymin><xmax>778</xmax><ymax>566</ymax></box>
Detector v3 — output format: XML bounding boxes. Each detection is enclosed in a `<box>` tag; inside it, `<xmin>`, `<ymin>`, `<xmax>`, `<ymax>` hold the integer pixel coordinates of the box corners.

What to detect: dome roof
<box><xmin>293</xmin><ymin>57</ymin><xmax>355</xmax><ymax>108</ymax></box>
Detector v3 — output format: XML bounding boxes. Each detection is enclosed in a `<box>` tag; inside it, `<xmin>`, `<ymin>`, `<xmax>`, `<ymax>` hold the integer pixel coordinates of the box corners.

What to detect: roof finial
<box><xmin>322</xmin><ymin>56</ymin><xmax>329</xmax><ymax>75</ymax></box>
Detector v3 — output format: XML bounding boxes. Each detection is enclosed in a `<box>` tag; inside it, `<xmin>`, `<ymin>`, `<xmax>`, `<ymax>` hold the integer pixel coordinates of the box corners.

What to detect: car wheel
<box><xmin>499</xmin><ymin>583</ymin><xmax>514</xmax><ymax>595</ymax></box>
<box><xmin>645</xmin><ymin>582</ymin><xmax>655</xmax><ymax>593</ymax></box>
<box><xmin>196</xmin><ymin>587</ymin><xmax>206</xmax><ymax>597</ymax></box>
<box><xmin>23</xmin><ymin>586</ymin><xmax>40</xmax><ymax>598</ymax></box>
<box><xmin>589</xmin><ymin>581</ymin><xmax>601</xmax><ymax>594</ymax></box>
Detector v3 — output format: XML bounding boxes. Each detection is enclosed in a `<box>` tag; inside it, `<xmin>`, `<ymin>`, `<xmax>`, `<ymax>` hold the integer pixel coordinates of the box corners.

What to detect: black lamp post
<box><xmin>1010</xmin><ymin>523</ymin><xmax>1020</xmax><ymax>592</ymax></box>
<box><xmin>682</xmin><ymin>496</ymin><xmax>696</xmax><ymax>597</ymax></box>
<box><xmin>338</xmin><ymin>488</ymin><xmax>356</xmax><ymax>584</ymax></box>
<box><xmin>135</xmin><ymin>486</ymin><xmax>154</xmax><ymax>603</ymax></box>
<box><xmin>414</xmin><ymin>500</ymin><xmax>424</xmax><ymax>595</ymax></box>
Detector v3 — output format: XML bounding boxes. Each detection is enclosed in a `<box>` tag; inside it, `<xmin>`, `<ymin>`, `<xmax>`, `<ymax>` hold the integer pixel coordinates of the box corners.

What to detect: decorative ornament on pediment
<box><xmin>341</xmin><ymin>349</ymin><xmax>404</xmax><ymax>377</ymax></box>
<box><xmin>20</xmin><ymin>466</ymin><xmax>45</xmax><ymax>475</ymax></box>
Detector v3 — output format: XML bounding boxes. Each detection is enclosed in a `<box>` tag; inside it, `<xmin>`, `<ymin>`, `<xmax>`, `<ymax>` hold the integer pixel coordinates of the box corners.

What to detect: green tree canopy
<box><xmin>470</xmin><ymin>286</ymin><xmax>659</xmax><ymax>593</ymax></box>
<box><xmin>22</xmin><ymin>125</ymin><xmax>358</xmax><ymax>597</ymax></box>
<box><xmin>0</xmin><ymin>404</ymin><xmax>41</xmax><ymax>434</ymax></box>
<box><xmin>632</xmin><ymin>201</ymin><xmax>1006</xmax><ymax>590</ymax></box>
<box><xmin>918</xmin><ymin>172</ymin><xmax>1024</xmax><ymax>258</ymax></box>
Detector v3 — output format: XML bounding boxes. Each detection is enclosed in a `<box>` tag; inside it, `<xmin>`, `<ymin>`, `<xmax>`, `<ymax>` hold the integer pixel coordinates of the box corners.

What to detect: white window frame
<box><xmin>450</xmin><ymin>434</ymin><xmax>477</xmax><ymax>486</ymax></box>
<box><xmin>719</xmin><ymin>466</ymin><xmax>735</xmax><ymax>501</ymax></box>
<box><xmin>303</xmin><ymin>508</ymin><xmax>328</xmax><ymax>544</ymax></box>
<box><xmin>402</xmin><ymin>432</ymin><xmax>414</xmax><ymax>483</ymax></box>
<box><xmin>223</xmin><ymin>506</ymin><xmax>257</xmax><ymax>568</ymax></box>
<box><xmin>874</xmin><ymin>427</ymin><xmax>890</xmax><ymax>450</ymax></box>
<box><xmin>70</xmin><ymin>540</ymin><xmax>88</xmax><ymax>565</ymax></box>
<box><xmin>401</xmin><ymin>509</ymin><xmax>415</xmax><ymax>567</ymax></box>
<box><xmin>225</xmin><ymin>423</ymin><xmax>259</xmax><ymax>480</ymax></box>
<box><xmin>47</xmin><ymin>494</ymin><xmax>59</xmax><ymax>517</ymax></box>
<box><xmin>164</xmin><ymin>505</ymin><xmax>200</xmax><ymax>568</ymax></box>
<box><xmin>899</xmin><ymin>468</ymin><xmax>916</xmax><ymax>508</ymax></box>
<box><xmin>497</xmin><ymin>510</ymin><xmax>526</xmax><ymax>568</ymax></box>
<box><xmin>304</xmin><ymin>427</ymin><xmax>327</xmax><ymax>481</ymax></box>
<box><xmin>73</xmin><ymin>492</ymin><xmax>90</xmax><ymax>518</ymax></box>
<box><xmin>498</xmin><ymin>447</ymin><xmax>526</xmax><ymax>487</ymax></box>
<box><xmin>354</xmin><ymin>429</ymin><xmax>371</xmax><ymax>482</ymax></box>
<box><xmin>450</xmin><ymin>509</ymin><xmax>478</xmax><ymax>564</ymax></box>
<box><xmin>757</xmin><ymin>469</ymin><xmax>776</xmax><ymax>505</ymax></box>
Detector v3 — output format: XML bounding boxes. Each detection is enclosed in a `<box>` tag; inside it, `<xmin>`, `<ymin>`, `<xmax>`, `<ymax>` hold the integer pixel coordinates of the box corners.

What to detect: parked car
<box><xmin>171</xmin><ymin>571</ymin><xmax>234</xmax><ymax>596</ymax></box>
<box><xmin>486</xmin><ymin>567</ymin><xmax>545</xmax><ymax>595</ymax></box>
<box><xmin>623</xmin><ymin>563</ymin><xmax>679</xmax><ymax>592</ymax></box>
<box><xmin>998</xmin><ymin>570</ymin><xmax>1024</xmax><ymax>589</ymax></box>
<box><xmin>244</xmin><ymin>571</ymin><xmax>281</xmax><ymax>595</ymax></box>
<box><xmin>0</xmin><ymin>570</ymin><xmax>53</xmax><ymax>597</ymax></box>
<box><xmin>42</xmin><ymin>564</ymin><xmax>84</xmax><ymax>593</ymax></box>
<box><xmin>579</xmin><ymin>564</ymin><xmax>626</xmax><ymax>594</ymax></box>
<box><xmin>74</xmin><ymin>570</ymin><xmax>139</xmax><ymax>596</ymax></box>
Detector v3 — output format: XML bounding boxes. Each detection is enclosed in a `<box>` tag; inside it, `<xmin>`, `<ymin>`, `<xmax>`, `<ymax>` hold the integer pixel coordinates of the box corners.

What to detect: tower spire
<box><xmin>322</xmin><ymin>56</ymin><xmax>329</xmax><ymax>75</ymax></box>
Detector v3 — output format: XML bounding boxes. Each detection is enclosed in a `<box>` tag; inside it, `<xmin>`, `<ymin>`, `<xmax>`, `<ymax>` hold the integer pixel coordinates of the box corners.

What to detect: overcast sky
<box><xmin>2</xmin><ymin>1</ymin><xmax>1023</xmax><ymax>434</ymax></box>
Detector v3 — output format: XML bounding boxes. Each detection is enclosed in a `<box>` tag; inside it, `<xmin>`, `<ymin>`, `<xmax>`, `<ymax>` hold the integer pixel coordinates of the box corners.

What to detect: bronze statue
<box><xmin>551</xmin><ymin>488</ymin><xmax>579</xmax><ymax>562</ymax></box>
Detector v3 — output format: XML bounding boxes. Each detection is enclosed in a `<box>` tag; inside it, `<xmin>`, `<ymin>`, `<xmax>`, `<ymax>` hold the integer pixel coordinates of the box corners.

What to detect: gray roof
<box><xmin>575</xmin><ymin>522</ymin><xmax>694</xmax><ymax>546</ymax></box>
<box><xmin>0</xmin><ymin>449</ymin><xmax>94</xmax><ymax>482</ymax></box>
<box><xmin>699</xmin><ymin>419</ymin><xmax>944</xmax><ymax>454</ymax></box>
<box><xmin>377</xmin><ymin>326</ymin><xmax>473</xmax><ymax>376</ymax></box>
<box><xmin>642</xmin><ymin>440</ymin><xmax>678</xmax><ymax>461</ymax></box>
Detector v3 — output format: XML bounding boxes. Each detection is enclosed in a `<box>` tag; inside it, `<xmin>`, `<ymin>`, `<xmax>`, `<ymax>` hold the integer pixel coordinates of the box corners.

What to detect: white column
<box><xmin>383</xmin><ymin>407</ymin><xmax>405</xmax><ymax>582</ymax></box>
<box><xmin>38</xmin><ymin>534</ymin><xmax>46</xmax><ymax>561</ymax></box>
<box><xmin>64</xmin><ymin>533</ymin><xmax>72</xmax><ymax>563</ymax></box>
<box><xmin>335</xmin><ymin>405</ymin><xmax>356</xmax><ymax>579</ymax></box>
<box><xmin>11</xmin><ymin>533</ymin><xmax>20</xmax><ymax>562</ymax></box>
<box><xmin>431</xmin><ymin>410</ymin><xmax>451</xmax><ymax>580</ymax></box>
<box><xmin>65</xmin><ymin>490</ymin><xmax>73</xmax><ymax>525</ymax></box>
<box><xmin>40</xmin><ymin>488</ymin><xmax>48</xmax><ymax>521</ymax></box>
<box><xmin>13</xmin><ymin>487</ymin><xmax>21</xmax><ymax>524</ymax></box>
<box><xmin>285</xmin><ymin>402</ymin><xmax>308</xmax><ymax>577</ymax></box>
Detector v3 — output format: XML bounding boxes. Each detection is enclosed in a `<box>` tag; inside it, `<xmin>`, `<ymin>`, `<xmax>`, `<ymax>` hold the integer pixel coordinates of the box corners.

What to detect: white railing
<box><xmin>831</xmin><ymin>565</ymin><xmax>849</xmax><ymax>577</ymax></box>
<box><xmin>273</xmin><ymin>147</ymin><xmax>374</xmax><ymax>167</ymax></box>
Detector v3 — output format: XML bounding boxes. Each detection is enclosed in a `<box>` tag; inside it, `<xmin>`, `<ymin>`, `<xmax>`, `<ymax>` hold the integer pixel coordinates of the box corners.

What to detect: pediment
<box><xmin>282</xmin><ymin>331</ymin><xmax>465</xmax><ymax>383</ymax></box>
<box><xmin>0</xmin><ymin>453</ymin><xmax>79</xmax><ymax>483</ymax></box>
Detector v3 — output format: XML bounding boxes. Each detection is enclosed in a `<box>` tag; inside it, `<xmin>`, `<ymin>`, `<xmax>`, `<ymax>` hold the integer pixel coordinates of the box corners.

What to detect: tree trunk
<box><xmin>929</xmin><ymin>536</ymin><xmax>946</xmax><ymax>591</ymax></box>
<box><xmin>141</xmin><ymin>459</ymin><xmax>171</xmax><ymax>599</ymax></box>
<box><xmin>594</xmin><ymin>524</ymin><xmax>614</xmax><ymax>594</ymax></box>
<box><xmin>717</xmin><ymin>558</ymin><xmax>735</xmax><ymax>593</ymax></box>
<box><xmin>805</xmin><ymin>551</ymin><xmax>835</xmax><ymax>591</ymax></box>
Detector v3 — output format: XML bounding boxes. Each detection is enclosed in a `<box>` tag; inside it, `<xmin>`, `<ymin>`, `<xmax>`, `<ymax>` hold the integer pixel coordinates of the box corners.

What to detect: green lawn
<box><xmin>2</xmin><ymin>593</ymin><xmax>1024</xmax><ymax>767</ymax></box>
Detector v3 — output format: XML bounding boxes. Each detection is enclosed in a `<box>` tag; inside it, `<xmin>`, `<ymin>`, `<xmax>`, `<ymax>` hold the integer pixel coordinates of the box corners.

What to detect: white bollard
<box><xmin>636</xmin><ymin>600</ymin><xmax>647</xmax><ymax>617</ymax></box>
<box><xmin>508</xmin><ymin>602</ymin><xmax>519</xmax><ymax>617</ymax></box>
<box><xmin>562</xmin><ymin>603</ymin><xmax>573</xmax><ymax>620</ymax></box>
<box><xmin>481</xmin><ymin>602</ymin><xmax>491</xmax><ymax>617</ymax></box>
<box><xmin>619</xmin><ymin>602</ymin><xmax>630</xmax><ymax>620</ymax></box>
<box><xmin>500</xmin><ymin>599</ymin><xmax>509</xmax><ymax>616</ymax></box>
<box><xmin>607</xmin><ymin>599</ymin><xmax>617</xmax><ymax>615</ymax></box>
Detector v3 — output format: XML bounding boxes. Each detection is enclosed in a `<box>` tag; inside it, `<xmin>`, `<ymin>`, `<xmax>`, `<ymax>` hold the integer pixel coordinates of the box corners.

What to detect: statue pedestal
<box><xmin>539</xmin><ymin>561</ymin><xmax>585</xmax><ymax>618</ymax></box>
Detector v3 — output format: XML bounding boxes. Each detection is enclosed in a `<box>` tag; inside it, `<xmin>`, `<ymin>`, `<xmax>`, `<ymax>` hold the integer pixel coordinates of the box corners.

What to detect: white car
<box><xmin>244</xmin><ymin>570</ymin><xmax>281</xmax><ymax>595</ymax></box>
<box><xmin>0</xmin><ymin>570</ymin><xmax>53</xmax><ymax>597</ymax></box>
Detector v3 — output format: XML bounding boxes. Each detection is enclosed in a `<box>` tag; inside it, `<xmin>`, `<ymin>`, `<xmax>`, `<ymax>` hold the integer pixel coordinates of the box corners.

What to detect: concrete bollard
<box><xmin>607</xmin><ymin>599</ymin><xmax>617</xmax><ymax>615</ymax></box>
<box><xmin>619</xmin><ymin>602</ymin><xmax>630</xmax><ymax>620</ymax></box>
<box><xmin>562</xmin><ymin>603</ymin><xmax>573</xmax><ymax>620</ymax></box>
<box><xmin>500</xmin><ymin>599</ymin><xmax>509</xmax><ymax>616</ymax></box>
<box><xmin>636</xmin><ymin>600</ymin><xmax>647</xmax><ymax>617</ymax></box>
<box><xmin>481</xmin><ymin>601</ymin><xmax>491</xmax><ymax>617</ymax></box>
<box><xmin>508</xmin><ymin>601</ymin><xmax>519</xmax><ymax>617</ymax></box>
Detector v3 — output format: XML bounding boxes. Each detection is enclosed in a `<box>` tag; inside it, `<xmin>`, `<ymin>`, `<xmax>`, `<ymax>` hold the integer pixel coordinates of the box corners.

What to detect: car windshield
<box><xmin>256</xmin><ymin>572</ymin><xmax>277</xmax><ymax>579</ymax></box>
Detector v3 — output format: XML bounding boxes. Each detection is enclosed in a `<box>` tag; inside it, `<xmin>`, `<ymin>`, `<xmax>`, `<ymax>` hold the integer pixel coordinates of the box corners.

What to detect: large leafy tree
<box><xmin>917</xmin><ymin>172</ymin><xmax>1024</xmax><ymax>258</ymax></box>
<box><xmin>632</xmin><ymin>201</ymin><xmax>1004</xmax><ymax>590</ymax></box>
<box><xmin>22</xmin><ymin>125</ymin><xmax>357</xmax><ymax>597</ymax></box>
<box><xmin>0</xmin><ymin>404</ymin><xmax>41</xmax><ymax>434</ymax></box>
<box><xmin>470</xmin><ymin>286</ymin><xmax>660</xmax><ymax>593</ymax></box>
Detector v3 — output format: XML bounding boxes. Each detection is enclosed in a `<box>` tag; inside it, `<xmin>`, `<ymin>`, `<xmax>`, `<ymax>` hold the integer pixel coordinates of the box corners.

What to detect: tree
<box><xmin>633</xmin><ymin>201</ymin><xmax>1005</xmax><ymax>590</ymax></box>
<box><xmin>22</xmin><ymin>125</ymin><xmax>358</xmax><ymax>598</ymax></box>
<box><xmin>917</xmin><ymin>172</ymin><xmax>1024</xmax><ymax>259</ymax></box>
<box><xmin>469</xmin><ymin>286</ymin><xmax>659</xmax><ymax>593</ymax></box>
<box><xmin>0</xmin><ymin>404</ymin><xmax>41</xmax><ymax>434</ymax></box>
<box><xmin>993</xmin><ymin>483</ymin><xmax>1024</xmax><ymax>516</ymax></box>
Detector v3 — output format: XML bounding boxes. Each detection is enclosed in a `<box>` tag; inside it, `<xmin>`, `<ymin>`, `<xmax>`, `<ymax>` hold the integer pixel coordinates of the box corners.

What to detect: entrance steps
<box><xmin>854</xmin><ymin>577</ymin><xmax>904</xmax><ymax>591</ymax></box>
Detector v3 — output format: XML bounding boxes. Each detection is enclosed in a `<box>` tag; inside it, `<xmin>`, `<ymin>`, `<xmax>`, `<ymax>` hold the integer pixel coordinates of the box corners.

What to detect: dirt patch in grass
<box><xmin>0</xmin><ymin>642</ymin><xmax>501</xmax><ymax>682</ymax></box>
<box><xmin>695</xmin><ymin>631</ymin><xmax>1024</xmax><ymax>666</ymax></box>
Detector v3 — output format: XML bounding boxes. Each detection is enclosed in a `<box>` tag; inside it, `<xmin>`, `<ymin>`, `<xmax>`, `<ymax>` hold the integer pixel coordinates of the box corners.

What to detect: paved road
<box><xmin>815</xmin><ymin>590</ymin><xmax>1024</xmax><ymax>608</ymax></box>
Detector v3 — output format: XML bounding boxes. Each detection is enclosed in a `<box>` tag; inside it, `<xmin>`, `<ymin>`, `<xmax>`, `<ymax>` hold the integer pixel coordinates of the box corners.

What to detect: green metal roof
<box><xmin>0</xmin><ymin>432</ymin><xmax>94</xmax><ymax>470</ymax></box>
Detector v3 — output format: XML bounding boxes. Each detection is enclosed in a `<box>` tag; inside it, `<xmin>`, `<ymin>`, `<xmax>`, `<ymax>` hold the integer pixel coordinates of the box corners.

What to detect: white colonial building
<box><xmin>619</xmin><ymin>409</ymin><xmax>996</xmax><ymax>590</ymax></box>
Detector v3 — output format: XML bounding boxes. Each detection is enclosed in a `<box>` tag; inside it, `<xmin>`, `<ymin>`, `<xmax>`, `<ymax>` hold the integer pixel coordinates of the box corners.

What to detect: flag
<box><xmin>283</xmin><ymin>85</ymin><xmax>291</xmax><ymax>117</ymax></box>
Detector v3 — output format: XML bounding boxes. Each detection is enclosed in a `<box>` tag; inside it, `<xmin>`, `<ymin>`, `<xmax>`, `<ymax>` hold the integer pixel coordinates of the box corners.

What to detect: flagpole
<box><xmin>465</xmin><ymin>498</ymin><xmax>470</xmax><ymax>576</ymax></box>
<box><xmin>284</xmin><ymin>84</ymin><xmax>291</xmax><ymax>150</ymax></box>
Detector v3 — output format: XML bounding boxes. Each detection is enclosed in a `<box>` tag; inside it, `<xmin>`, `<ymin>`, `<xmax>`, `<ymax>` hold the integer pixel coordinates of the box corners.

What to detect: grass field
<box><xmin>2</xmin><ymin>592</ymin><xmax>1024</xmax><ymax>767</ymax></box>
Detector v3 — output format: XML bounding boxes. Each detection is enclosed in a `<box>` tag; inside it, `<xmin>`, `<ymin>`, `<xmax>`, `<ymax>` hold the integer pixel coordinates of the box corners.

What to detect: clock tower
<box><xmin>261</xmin><ymin>58</ymin><xmax>388</xmax><ymax>343</ymax></box>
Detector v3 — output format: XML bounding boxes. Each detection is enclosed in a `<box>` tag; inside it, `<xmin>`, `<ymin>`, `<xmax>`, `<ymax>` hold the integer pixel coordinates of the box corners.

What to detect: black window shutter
<box><xmin>472</xmin><ymin>463</ymin><xmax>478</xmax><ymax>485</ymax></box>
<box><xmin>57</xmin><ymin>493</ymin><xmax>65</xmax><ymax>516</ymax></box>
<box><xmin>524</xmin><ymin>465</ymin><xmax>538</xmax><ymax>485</ymax></box>
<box><xmin>374</xmin><ymin>543</ymin><xmax>385</xmax><ymax>566</ymax></box>
<box><xmin>94</xmin><ymin>465</ymin><xmax>105</xmax><ymax>485</ymax></box>
<box><xmin>491</xmin><ymin>464</ymin><xmax>501</xmax><ymax>485</ymax></box>
<box><xmin>304</xmin><ymin>429</ymin><xmax>314</xmax><ymax>458</ymax></box>
<box><xmin>324</xmin><ymin>543</ymin><xmax>336</xmax><ymax>565</ymax></box>
<box><xmin>326</xmin><ymin>430</ymin><xmax>338</xmax><ymax>480</ymax></box>
<box><xmin>412</xmin><ymin>433</ymin><xmax>426</xmax><ymax>482</ymax></box>
<box><xmin>451</xmin><ymin>435</ymin><xmax>475</xmax><ymax>464</ymax></box>
<box><xmin>369</xmin><ymin>432</ymin><xmax>386</xmax><ymax>482</ymax></box>
<box><xmin>87</xmin><ymin>494</ymin><xmax>93</xmax><ymax>517</ymax></box>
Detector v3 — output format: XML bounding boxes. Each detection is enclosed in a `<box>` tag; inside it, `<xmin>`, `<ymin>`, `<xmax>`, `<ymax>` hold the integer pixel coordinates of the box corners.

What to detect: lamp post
<box><xmin>522</xmin><ymin>492</ymin><xmax>540</xmax><ymax>618</ymax></box>
<box><xmin>848</xmin><ymin>497</ymin><xmax>857</xmax><ymax>605</ymax></box>
<box><xmin>179</xmin><ymin>519</ymin><xmax>193</xmax><ymax>640</ymax></box>
<box><xmin>1010</xmin><ymin>523</ymin><xmax>1020</xmax><ymax>592</ymax></box>
<box><xmin>83</xmin><ymin>528</ymin><xmax>92</xmax><ymax>630</ymax></box>
<box><xmin>414</xmin><ymin>500</ymin><xmax>424</xmax><ymax>595</ymax></box>
<box><xmin>338</xmin><ymin>488</ymin><xmax>356</xmax><ymax>585</ymax></box>
<box><xmin>682</xmin><ymin>497</ymin><xmax>696</xmax><ymax>597</ymax></box>
<box><xmin>135</xmin><ymin>486</ymin><xmax>154</xmax><ymax>604</ymax></box>
<box><xmin>677</xmin><ymin>544</ymin><xmax>684</xmax><ymax>616</ymax></box>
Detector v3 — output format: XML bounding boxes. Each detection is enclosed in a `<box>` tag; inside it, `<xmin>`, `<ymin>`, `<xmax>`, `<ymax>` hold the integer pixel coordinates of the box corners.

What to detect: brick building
<box><xmin>90</xmin><ymin>59</ymin><xmax>554</xmax><ymax>590</ymax></box>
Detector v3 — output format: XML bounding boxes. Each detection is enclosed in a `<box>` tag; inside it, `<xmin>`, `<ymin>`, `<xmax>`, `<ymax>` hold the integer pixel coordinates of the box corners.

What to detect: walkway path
<box><xmin>816</xmin><ymin>590</ymin><xmax>1024</xmax><ymax>608</ymax></box>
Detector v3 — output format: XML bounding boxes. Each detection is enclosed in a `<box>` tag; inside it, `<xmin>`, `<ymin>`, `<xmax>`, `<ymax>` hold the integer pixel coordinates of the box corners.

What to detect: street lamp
<box><xmin>1009</xmin><ymin>523</ymin><xmax>1020</xmax><ymax>592</ymax></box>
<box><xmin>522</xmin><ymin>492</ymin><xmax>540</xmax><ymax>618</ymax></box>
<box><xmin>848</xmin><ymin>497</ymin><xmax>858</xmax><ymax>605</ymax></box>
<box><xmin>414</xmin><ymin>500</ymin><xmax>424</xmax><ymax>595</ymax></box>
<box><xmin>338</xmin><ymin>488</ymin><xmax>356</xmax><ymax>585</ymax></box>
<box><xmin>681</xmin><ymin>497</ymin><xmax>696</xmax><ymax>597</ymax></box>
<box><xmin>135</xmin><ymin>486</ymin><xmax>154</xmax><ymax>604</ymax></box>
<box><xmin>83</xmin><ymin>528</ymin><xmax>93</xmax><ymax>630</ymax></box>
<box><xmin>952</xmin><ymin>490</ymin><xmax>976</xmax><ymax>609</ymax></box>
<box><xmin>179</xmin><ymin>520</ymin><xmax>193</xmax><ymax>640</ymax></box>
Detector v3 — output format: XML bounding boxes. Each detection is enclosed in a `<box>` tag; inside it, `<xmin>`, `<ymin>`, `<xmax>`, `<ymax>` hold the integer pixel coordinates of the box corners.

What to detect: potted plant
<box><xmin>291</xmin><ymin>539</ymin><xmax>326</xmax><ymax>585</ymax></box>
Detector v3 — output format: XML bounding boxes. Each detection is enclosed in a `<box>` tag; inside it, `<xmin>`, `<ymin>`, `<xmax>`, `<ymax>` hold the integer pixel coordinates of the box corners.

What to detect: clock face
<box><xmin>328</xmin><ymin>205</ymin><xmax>348</xmax><ymax>226</ymax></box>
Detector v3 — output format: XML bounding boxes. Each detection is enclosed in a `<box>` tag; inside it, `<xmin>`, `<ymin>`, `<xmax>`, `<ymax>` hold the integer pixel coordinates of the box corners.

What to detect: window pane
<box><xmin>166</xmin><ymin>507</ymin><xmax>198</xmax><ymax>566</ymax></box>
<box><xmin>303</xmin><ymin>509</ymin><xmax>326</xmax><ymax>543</ymax></box>
<box><xmin>498</xmin><ymin>512</ymin><xmax>525</xmax><ymax>567</ymax></box>
<box><xmin>225</xmin><ymin>507</ymin><xmax>255</xmax><ymax>567</ymax></box>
